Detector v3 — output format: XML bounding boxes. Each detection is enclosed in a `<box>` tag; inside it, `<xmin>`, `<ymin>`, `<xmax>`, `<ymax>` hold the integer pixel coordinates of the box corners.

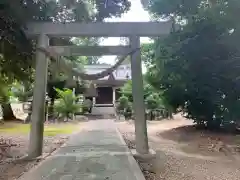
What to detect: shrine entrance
<box><xmin>25</xmin><ymin>21</ymin><xmax>173</xmax><ymax>157</ymax></box>
<box><xmin>95</xmin><ymin>87</ymin><xmax>113</xmax><ymax>105</ymax></box>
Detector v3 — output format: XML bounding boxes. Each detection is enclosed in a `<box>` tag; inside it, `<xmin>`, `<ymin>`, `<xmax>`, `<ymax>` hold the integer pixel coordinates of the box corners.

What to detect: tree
<box><xmin>120</xmin><ymin>79</ymin><xmax>159</xmax><ymax>101</ymax></box>
<box><xmin>116</xmin><ymin>95</ymin><xmax>132</xmax><ymax>120</ymax></box>
<box><xmin>120</xmin><ymin>79</ymin><xmax>172</xmax><ymax>120</ymax></box>
<box><xmin>1</xmin><ymin>0</ymin><xmax>131</xmax><ymax>57</ymax></box>
<box><xmin>1</xmin><ymin>0</ymin><xmax>131</xmax><ymax>81</ymax></box>
<box><xmin>141</xmin><ymin>43</ymin><xmax>155</xmax><ymax>68</ymax></box>
<box><xmin>71</xmin><ymin>37</ymin><xmax>103</xmax><ymax>65</ymax></box>
<box><xmin>146</xmin><ymin>0</ymin><xmax>240</xmax><ymax>130</ymax></box>
<box><xmin>1</xmin><ymin>0</ymin><xmax>131</xmax><ymax>75</ymax></box>
<box><xmin>1</xmin><ymin>0</ymin><xmax>131</xmax><ymax>83</ymax></box>
<box><xmin>0</xmin><ymin>0</ymin><xmax>131</xmax><ymax>120</ymax></box>
<box><xmin>0</xmin><ymin>78</ymin><xmax>16</xmax><ymax>120</ymax></box>
<box><xmin>145</xmin><ymin>92</ymin><xmax>172</xmax><ymax>119</ymax></box>
<box><xmin>145</xmin><ymin>93</ymin><xmax>159</xmax><ymax>120</ymax></box>
<box><xmin>120</xmin><ymin>80</ymin><xmax>133</xmax><ymax>102</ymax></box>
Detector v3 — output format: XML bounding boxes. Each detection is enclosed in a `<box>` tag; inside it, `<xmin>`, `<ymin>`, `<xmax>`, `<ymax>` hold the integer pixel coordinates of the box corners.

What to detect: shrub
<box><xmin>116</xmin><ymin>95</ymin><xmax>133</xmax><ymax>120</ymax></box>
<box><xmin>53</xmin><ymin>88</ymin><xmax>80</xmax><ymax>121</ymax></box>
<box><xmin>145</xmin><ymin>93</ymin><xmax>165</xmax><ymax>120</ymax></box>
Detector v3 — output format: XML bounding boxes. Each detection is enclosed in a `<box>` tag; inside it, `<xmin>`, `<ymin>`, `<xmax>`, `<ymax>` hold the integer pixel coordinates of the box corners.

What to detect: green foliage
<box><xmin>141</xmin><ymin>43</ymin><xmax>155</xmax><ymax>68</ymax></box>
<box><xmin>0</xmin><ymin>123</ymin><xmax>77</xmax><ymax>136</ymax></box>
<box><xmin>120</xmin><ymin>80</ymin><xmax>158</xmax><ymax>101</ymax></box>
<box><xmin>145</xmin><ymin>94</ymin><xmax>159</xmax><ymax>120</ymax></box>
<box><xmin>47</xmin><ymin>80</ymin><xmax>66</xmax><ymax>102</ymax></box>
<box><xmin>145</xmin><ymin>92</ymin><xmax>172</xmax><ymax>120</ymax></box>
<box><xmin>0</xmin><ymin>77</ymin><xmax>15</xmax><ymax>104</ymax></box>
<box><xmin>118</xmin><ymin>96</ymin><xmax>130</xmax><ymax>110</ymax></box>
<box><xmin>123</xmin><ymin>103</ymin><xmax>133</xmax><ymax>120</ymax></box>
<box><xmin>0</xmin><ymin>0</ymin><xmax>131</xmax><ymax>88</ymax></box>
<box><xmin>120</xmin><ymin>79</ymin><xmax>173</xmax><ymax>120</ymax></box>
<box><xmin>71</xmin><ymin>37</ymin><xmax>102</xmax><ymax>65</ymax></box>
<box><xmin>53</xmin><ymin>88</ymin><xmax>80</xmax><ymax>121</ymax></box>
<box><xmin>146</xmin><ymin>0</ymin><xmax>240</xmax><ymax>129</ymax></box>
<box><xmin>116</xmin><ymin>95</ymin><xmax>132</xmax><ymax>120</ymax></box>
<box><xmin>149</xmin><ymin>0</ymin><xmax>202</xmax><ymax>19</ymax></box>
<box><xmin>145</xmin><ymin>93</ymin><xmax>163</xmax><ymax>110</ymax></box>
<box><xmin>120</xmin><ymin>81</ymin><xmax>133</xmax><ymax>101</ymax></box>
<box><xmin>0</xmin><ymin>80</ymin><xmax>9</xmax><ymax>104</ymax></box>
<box><xmin>0</xmin><ymin>0</ymin><xmax>132</xmax><ymax>123</ymax></box>
<box><xmin>11</xmin><ymin>82</ymin><xmax>33</xmax><ymax>102</ymax></box>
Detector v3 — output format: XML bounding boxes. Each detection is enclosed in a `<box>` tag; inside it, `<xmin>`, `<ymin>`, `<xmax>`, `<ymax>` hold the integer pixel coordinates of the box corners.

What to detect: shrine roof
<box><xmin>83</xmin><ymin>64</ymin><xmax>131</xmax><ymax>81</ymax></box>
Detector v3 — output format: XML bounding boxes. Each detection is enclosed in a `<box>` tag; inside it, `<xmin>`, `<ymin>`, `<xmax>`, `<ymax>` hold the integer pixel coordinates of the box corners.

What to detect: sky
<box><xmin>98</xmin><ymin>0</ymin><xmax>151</xmax><ymax>65</ymax></box>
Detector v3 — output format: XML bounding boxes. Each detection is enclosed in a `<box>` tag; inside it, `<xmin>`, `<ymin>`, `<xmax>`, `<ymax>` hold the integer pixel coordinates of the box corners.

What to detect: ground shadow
<box><xmin>157</xmin><ymin>125</ymin><xmax>240</xmax><ymax>155</ymax></box>
<box><xmin>157</xmin><ymin>125</ymin><xmax>204</xmax><ymax>143</ymax></box>
<box><xmin>158</xmin><ymin>125</ymin><xmax>239</xmax><ymax>143</ymax></box>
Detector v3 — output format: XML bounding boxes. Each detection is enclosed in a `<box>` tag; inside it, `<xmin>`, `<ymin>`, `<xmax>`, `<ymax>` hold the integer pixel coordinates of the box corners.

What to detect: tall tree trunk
<box><xmin>1</xmin><ymin>103</ymin><xmax>16</xmax><ymax>120</ymax></box>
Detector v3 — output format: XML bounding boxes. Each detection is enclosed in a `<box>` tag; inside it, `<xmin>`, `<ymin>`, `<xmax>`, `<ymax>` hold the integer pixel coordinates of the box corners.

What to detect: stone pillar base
<box><xmin>130</xmin><ymin>148</ymin><xmax>156</xmax><ymax>160</ymax></box>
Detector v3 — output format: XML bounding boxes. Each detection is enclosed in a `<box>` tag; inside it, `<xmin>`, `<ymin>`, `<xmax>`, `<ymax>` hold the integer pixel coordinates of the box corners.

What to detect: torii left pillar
<box><xmin>28</xmin><ymin>34</ymin><xmax>49</xmax><ymax>158</ymax></box>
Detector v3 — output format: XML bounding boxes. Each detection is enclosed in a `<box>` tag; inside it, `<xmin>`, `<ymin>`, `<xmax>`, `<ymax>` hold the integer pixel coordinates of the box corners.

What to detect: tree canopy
<box><xmin>0</xmin><ymin>0</ymin><xmax>131</xmax><ymax>120</ymax></box>
<box><xmin>146</xmin><ymin>0</ymin><xmax>240</xmax><ymax>130</ymax></box>
<box><xmin>0</xmin><ymin>0</ymin><xmax>131</xmax><ymax>80</ymax></box>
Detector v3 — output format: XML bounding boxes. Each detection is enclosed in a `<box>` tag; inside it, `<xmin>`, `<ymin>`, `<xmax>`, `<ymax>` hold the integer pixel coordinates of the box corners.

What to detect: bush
<box><xmin>145</xmin><ymin>93</ymin><xmax>170</xmax><ymax>120</ymax></box>
<box><xmin>53</xmin><ymin>88</ymin><xmax>80</xmax><ymax>121</ymax></box>
<box><xmin>118</xmin><ymin>96</ymin><xmax>129</xmax><ymax>108</ymax></box>
<box><xmin>116</xmin><ymin>95</ymin><xmax>133</xmax><ymax>120</ymax></box>
<box><xmin>145</xmin><ymin>93</ymin><xmax>160</xmax><ymax>110</ymax></box>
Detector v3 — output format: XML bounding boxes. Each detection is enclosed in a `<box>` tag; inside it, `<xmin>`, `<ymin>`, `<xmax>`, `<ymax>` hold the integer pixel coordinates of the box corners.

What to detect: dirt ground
<box><xmin>0</xmin><ymin>122</ymin><xmax>79</xmax><ymax>180</ymax></box>
<box><xmin>117</xmin><ymin>114</ymin><xmax>240</xmax><ymax>180</ymax></box>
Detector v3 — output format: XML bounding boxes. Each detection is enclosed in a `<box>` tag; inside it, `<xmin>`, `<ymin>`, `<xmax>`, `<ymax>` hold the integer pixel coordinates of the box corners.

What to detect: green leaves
<box><xmin>54</xmin><ymin>88</ymin><xmax>80</xmax><ymax>120</ymax></box>
<box><xmin>11</xmin><ymin>82</ymin><xmax>33</xmax><ymax>102</ymax></box>
<box><xmin>149</xmin><ymin>0</ymin><xmax>202</xmax><ymax>19</ymax></box>
<box><xmin>71</xmin><ymin>37</ymin><xmax>102</xmax><ymax>65</ymax></box>
<box><xmin>116</xmin><ymin>95</ymin><xmax>133</xmax><ymax>119</ymax></box>
<box><xmin>145</xmin><ymin>93</ymin><xmax>163</xmax><ymax>110</ymax></box>
<box><xmin>146</xmin><ymin>0</ymin><xmax>240</xmax><ymax>129</ymax></box>
<box><xmin>94</xmin><ymin>0</ymin><xmax>131</xmax><ymax>21</ymax></box>
<box><xmin>0</xmin><ymin>0</ymin><xmax>131</xmax><ymax>86</ymax></box>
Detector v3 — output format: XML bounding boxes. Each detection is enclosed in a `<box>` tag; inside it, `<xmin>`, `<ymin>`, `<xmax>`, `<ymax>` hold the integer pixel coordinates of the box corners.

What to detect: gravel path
<box><xmin>117</xmin><ymin>116</ymin><xmax>240</xmax><ymax>180</ymax></box>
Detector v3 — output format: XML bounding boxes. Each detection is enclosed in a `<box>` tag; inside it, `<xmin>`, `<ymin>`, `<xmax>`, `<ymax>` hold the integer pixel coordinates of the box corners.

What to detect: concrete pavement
<box><xmin>19</xmin><ymin>119</ymin><xmax>145</xmax><ymax>180</ymax></box>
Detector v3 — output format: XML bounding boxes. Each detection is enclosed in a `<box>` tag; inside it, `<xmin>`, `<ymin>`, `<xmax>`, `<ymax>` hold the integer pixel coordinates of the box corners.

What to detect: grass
<box><xmin>0</xmin><ymin>122</ymin><xmax>78</xmax><ymax>136</ymax></box>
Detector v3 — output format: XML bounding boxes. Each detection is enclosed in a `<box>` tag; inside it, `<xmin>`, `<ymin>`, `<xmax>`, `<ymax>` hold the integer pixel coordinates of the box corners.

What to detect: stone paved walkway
<box><xmin>19</xmin><ymin>119</ymin><xmax>145</xmax><ymax>180</ymax></box>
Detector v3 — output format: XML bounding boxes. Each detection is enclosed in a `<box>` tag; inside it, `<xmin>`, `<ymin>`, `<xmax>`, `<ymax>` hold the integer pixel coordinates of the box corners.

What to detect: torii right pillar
<box><xmin>130</xmin><ymin>36</ymin><xmax>149</xmax><ymax>154</ymax></box>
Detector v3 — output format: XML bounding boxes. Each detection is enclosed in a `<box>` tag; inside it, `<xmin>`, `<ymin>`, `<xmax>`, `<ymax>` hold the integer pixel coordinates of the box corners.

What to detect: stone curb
<box><xmin>115</xmin><ymin>126</ymin><xmax>146</xmax><ymax>180</ymax></box>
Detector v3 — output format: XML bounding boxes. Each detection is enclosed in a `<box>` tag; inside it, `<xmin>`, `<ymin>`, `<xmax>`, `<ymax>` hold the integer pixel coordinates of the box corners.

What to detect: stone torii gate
<box><xmin>25</xmin><ymin>21</ymin><xmax>173</xmax><ymax>158</ymax></box>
